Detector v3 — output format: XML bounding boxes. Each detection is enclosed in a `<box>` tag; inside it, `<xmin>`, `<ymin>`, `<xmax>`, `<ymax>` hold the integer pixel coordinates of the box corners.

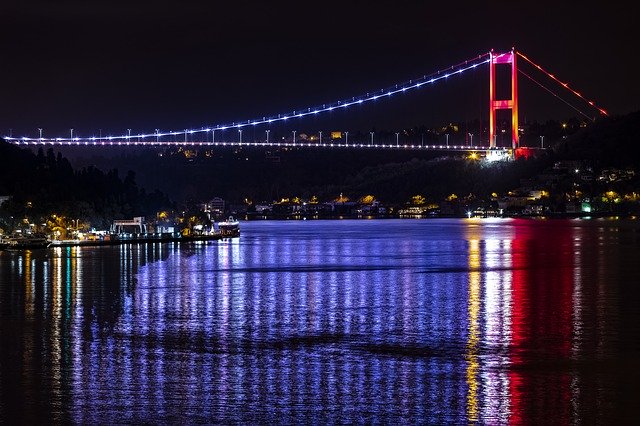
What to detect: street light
<box><xmin>395</xmin><ymin>132</ymin><xmax>400</xmax><ymax>147</ymax></box>
<box><xmin>292</xmin><ymin>130</ymin><xmax>296</xmax><ymax>145</ymax></box>
<box><xmin>70</xmin><ymin>128</ymin><xmax>73</xmax><ymax>141</ymax></box>
<box><xmin>266</xmin><ymin>129</ymin><xmax>270</xmax><ymax>143</ymax></box>
<box><xmin>38</xmin><ymin>128</ymin><xmax>42</xmax><ymax>141</ymax></box>
<box><xmin>370</xmin><ymin>131</ymin><xmax>374</xmax><ymax>146</ymax></box>
<box><xmin>540</xmin><ymin>135</ymin><xmax>544</xmax><ymax>148</ymax></box>
<box><xmin>319</xmin><ymin>131</ymin><xmax>323</xmax><ymax>144</ymax></box>
<box><xmin>212</xmin><ymin>129</ymin><xmax>215</xmax><ymax>144</ymax></box>
<box><xmin>469</xmin><ymin>133</ymin><xmax>473</xmax><ymax>146</ymax></box>
<box><xmin>239</xmin><ymin>129</ymin><xmax>243</xmax><ymax>144</ymax></box>
<box><xmin>345</xmin><ymin>131</ymin><xmax>349</xmax><ymax>146</ymax></box>
<box><xmin>445</xmin><ymin>133</ymin><xmax>449</xmax><ymax>147</ymax></box>
<box><xmin>127</xmin><ymin>128</ymin><xmax>131</xmax><ymax>139</ymax></box>
<box><xmin>155</xmin><ymin>129</ymin><xmax>160</xmax><ymax>143</ymax></box>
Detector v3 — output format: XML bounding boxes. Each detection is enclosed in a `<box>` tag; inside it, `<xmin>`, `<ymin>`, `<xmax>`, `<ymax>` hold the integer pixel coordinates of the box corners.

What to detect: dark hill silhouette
<box><xmin>0</xmin><ymin>140</ymin><xmax>174</xmax><ymax>229</ymax></box>
<box><xmin>553</xmin><ymin>111</ymin><xmax>640</xmax><ymax>168</ymax></box>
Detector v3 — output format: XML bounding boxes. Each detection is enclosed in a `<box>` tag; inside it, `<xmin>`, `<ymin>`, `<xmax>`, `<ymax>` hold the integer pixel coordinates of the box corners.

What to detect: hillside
<box><xmin>0</xmin><ymin>141</ymin><xmax>174</xmax><ymax>229</ymax></box>
<box><xmin>553</xmin><ymin>111</ymin><xmax>640</xmax><ymax>167</ymax></box>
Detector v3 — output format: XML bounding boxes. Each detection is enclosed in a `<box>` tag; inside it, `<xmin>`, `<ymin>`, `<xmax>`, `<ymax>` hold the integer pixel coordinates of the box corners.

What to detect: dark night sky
<box><xmin>1</xmin><ymin>1</ymin><xmax>638</xmax><ymax>140</ymax></box>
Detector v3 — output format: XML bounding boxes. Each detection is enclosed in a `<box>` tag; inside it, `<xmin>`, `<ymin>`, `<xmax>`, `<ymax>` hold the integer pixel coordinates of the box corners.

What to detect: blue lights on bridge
<box><xmin>3</xmin><ymin>53</ymin><xmax>492</xmax><ymax>147</ymax></box>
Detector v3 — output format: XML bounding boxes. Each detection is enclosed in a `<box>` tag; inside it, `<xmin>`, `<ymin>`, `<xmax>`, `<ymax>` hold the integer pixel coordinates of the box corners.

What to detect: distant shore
<box><xmin>241</xmin><ymin>212</ymin><xmax>638</xmax><ymax>220</ymax></box>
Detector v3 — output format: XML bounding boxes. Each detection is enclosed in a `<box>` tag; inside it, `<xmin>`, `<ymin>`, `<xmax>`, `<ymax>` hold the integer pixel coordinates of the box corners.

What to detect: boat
<box><xmin>217</xmin><ymin>216</ymin><xmax>240</xmax><ymax>237</ymax></box>
<box><xmin>0</xmin><ymin>235</ymin><xmax>51</xmax><ymax>250</ymax></box>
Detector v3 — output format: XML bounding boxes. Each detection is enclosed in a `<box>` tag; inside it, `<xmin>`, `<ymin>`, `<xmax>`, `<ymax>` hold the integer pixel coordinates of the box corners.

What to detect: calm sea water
<box><xmin>1</xmin><ymin>219</ymin><xmax>640</xmax><ymax>424</ymax></box>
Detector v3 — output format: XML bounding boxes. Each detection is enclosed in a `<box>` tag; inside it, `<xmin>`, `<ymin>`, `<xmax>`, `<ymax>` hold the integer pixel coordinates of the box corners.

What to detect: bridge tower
<box><xmin>489</xmin><ymin>48</ymin><xmax>519</xmax><ymax>149</ymax></box>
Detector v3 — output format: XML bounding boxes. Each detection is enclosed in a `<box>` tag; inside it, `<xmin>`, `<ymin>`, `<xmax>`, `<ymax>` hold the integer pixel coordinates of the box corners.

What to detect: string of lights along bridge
<box><xmin>4</xmin><ymin>49</ymin><xmax>607</xmax><ymax>154</ymax></box>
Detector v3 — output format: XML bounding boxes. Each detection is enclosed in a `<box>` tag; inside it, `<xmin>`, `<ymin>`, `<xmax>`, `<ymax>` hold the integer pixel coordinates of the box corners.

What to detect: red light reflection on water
<box><xmin>509</xmin><ymin>220</ymin><xmax>575</xmax><ymax>423</ymax></box>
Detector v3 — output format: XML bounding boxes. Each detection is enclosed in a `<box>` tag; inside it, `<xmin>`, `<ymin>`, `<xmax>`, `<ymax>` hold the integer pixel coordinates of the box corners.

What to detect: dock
<box><xmin>48</xmin><ymin>232</ymin><xmax>237</xmax><ymax>249</ymax></box>
<box><xmin>2</xmin><ymin>215</ymin><xmax>240</xmax><ymax>251</ymax></box>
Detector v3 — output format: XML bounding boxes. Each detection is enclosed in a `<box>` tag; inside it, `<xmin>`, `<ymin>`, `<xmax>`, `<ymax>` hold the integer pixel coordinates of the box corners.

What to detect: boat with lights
<box><xmin>217</xmin><ymin>216</ymin><xmax>240</xmax><ymax>237</ymax></box>
<box><xmin>0</xmin><ymin>234</ymin><xmax>51</xmax><ymax>250</ymax></box>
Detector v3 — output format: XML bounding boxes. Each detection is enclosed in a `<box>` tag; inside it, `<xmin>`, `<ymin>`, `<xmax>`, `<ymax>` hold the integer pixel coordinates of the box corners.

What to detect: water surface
<box><xmin>1</xmin><ymin>219</ymin><xmax>639</xmax><ymax>423</ymax></box>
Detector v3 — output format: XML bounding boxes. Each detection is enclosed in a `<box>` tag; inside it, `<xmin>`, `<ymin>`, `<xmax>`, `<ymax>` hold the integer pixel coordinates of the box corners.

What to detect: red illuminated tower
<box><xmin>489</xmin><ymin>48</ymin><xmax>519</xmax><ymax>149</ymax></box>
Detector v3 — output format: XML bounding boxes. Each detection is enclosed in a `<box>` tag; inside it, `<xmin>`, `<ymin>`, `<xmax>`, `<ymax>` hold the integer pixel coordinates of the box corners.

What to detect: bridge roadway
<box><xmin>7</xmin><ymin>139</ymin><xmax>505</xmax><ymax>152</ymax></box>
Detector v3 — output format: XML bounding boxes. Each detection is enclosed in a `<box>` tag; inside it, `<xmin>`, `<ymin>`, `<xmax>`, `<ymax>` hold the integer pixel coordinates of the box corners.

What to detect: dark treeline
<box><xmin>0</xmin><ymin>141</ymin><xmax>174</xmax><ymax>229</ymax></box>
<box><xmin>326</xmin><ymin>155</ymin><xmax>554</xmax><ymax>204</ymax></box>
<box><xmin>66</xmin><ymin>144</ymin><xmax>552</xmax><ymax>206</ymax></box>
<box><xmin>553</xmin><ymin>111</ymin><xmax>640</xmax><ymax>167</ymax></box>
<box><xmin>69</xmin><ymin>147</ymin><xmax>451</xmax><ymax>205</ymax></box>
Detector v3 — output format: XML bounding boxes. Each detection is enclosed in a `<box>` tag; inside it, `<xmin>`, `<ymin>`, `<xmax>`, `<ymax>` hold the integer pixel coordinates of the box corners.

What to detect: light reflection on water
<box><xmin>1</xmin><ymin>219</ymin><xmax>640</xmax><ymax>423</ymax></box>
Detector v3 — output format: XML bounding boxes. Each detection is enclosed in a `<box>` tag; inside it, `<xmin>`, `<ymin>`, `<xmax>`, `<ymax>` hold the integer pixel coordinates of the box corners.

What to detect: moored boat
<box><xmin>0</xmin><ymin>235</ymin><xmax>51</xmax><ymax>250</ymax></box>
<box><xmin>217</xmin><ymin>216</ymin><xmax>240</xmax><ymax>237</ymax></box>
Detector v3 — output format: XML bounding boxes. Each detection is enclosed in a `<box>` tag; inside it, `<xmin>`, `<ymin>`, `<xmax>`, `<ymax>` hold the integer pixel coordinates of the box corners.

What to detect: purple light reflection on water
<box><xmin>1</xmin><ymin>219</ymin><xmax>640</xmax><ymax>423</ymax></box>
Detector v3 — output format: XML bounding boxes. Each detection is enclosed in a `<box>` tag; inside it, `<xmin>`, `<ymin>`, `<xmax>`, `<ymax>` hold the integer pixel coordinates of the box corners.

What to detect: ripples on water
<box><xmin>1</xmin><ymin>218</ymin><xmax>640</xmax><ymax>423</ymax></box>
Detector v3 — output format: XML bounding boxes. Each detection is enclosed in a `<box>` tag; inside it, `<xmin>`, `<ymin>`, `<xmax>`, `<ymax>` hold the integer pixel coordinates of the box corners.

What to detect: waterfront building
<box><xmin>110</xmin><ymin>217</ymin><xmax>147</xmax><ymax>234</ymax></box>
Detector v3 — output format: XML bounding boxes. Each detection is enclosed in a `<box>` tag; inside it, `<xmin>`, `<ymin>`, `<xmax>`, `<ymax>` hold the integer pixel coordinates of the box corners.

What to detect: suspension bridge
<box><xmin>3</xmin><ymin>48</ymin><xmax>607</xmax><ymax>156</ymax></box>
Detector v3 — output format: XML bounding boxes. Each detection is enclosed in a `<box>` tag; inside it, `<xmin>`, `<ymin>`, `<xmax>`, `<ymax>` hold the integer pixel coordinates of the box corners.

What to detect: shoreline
<box><xmin>1</xmin><ymin>233</ymin><xmax>239</xmax><ymax>251</ymax></box>
<box><xmin>50</xmin><ymin>233</ymin><xmax>228</xmax><ymax>248</ymax></box>
<box><xmin>242</xmin><ymin>213</ymin><xmax>638</xmax><ymax>220</ymax></box>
